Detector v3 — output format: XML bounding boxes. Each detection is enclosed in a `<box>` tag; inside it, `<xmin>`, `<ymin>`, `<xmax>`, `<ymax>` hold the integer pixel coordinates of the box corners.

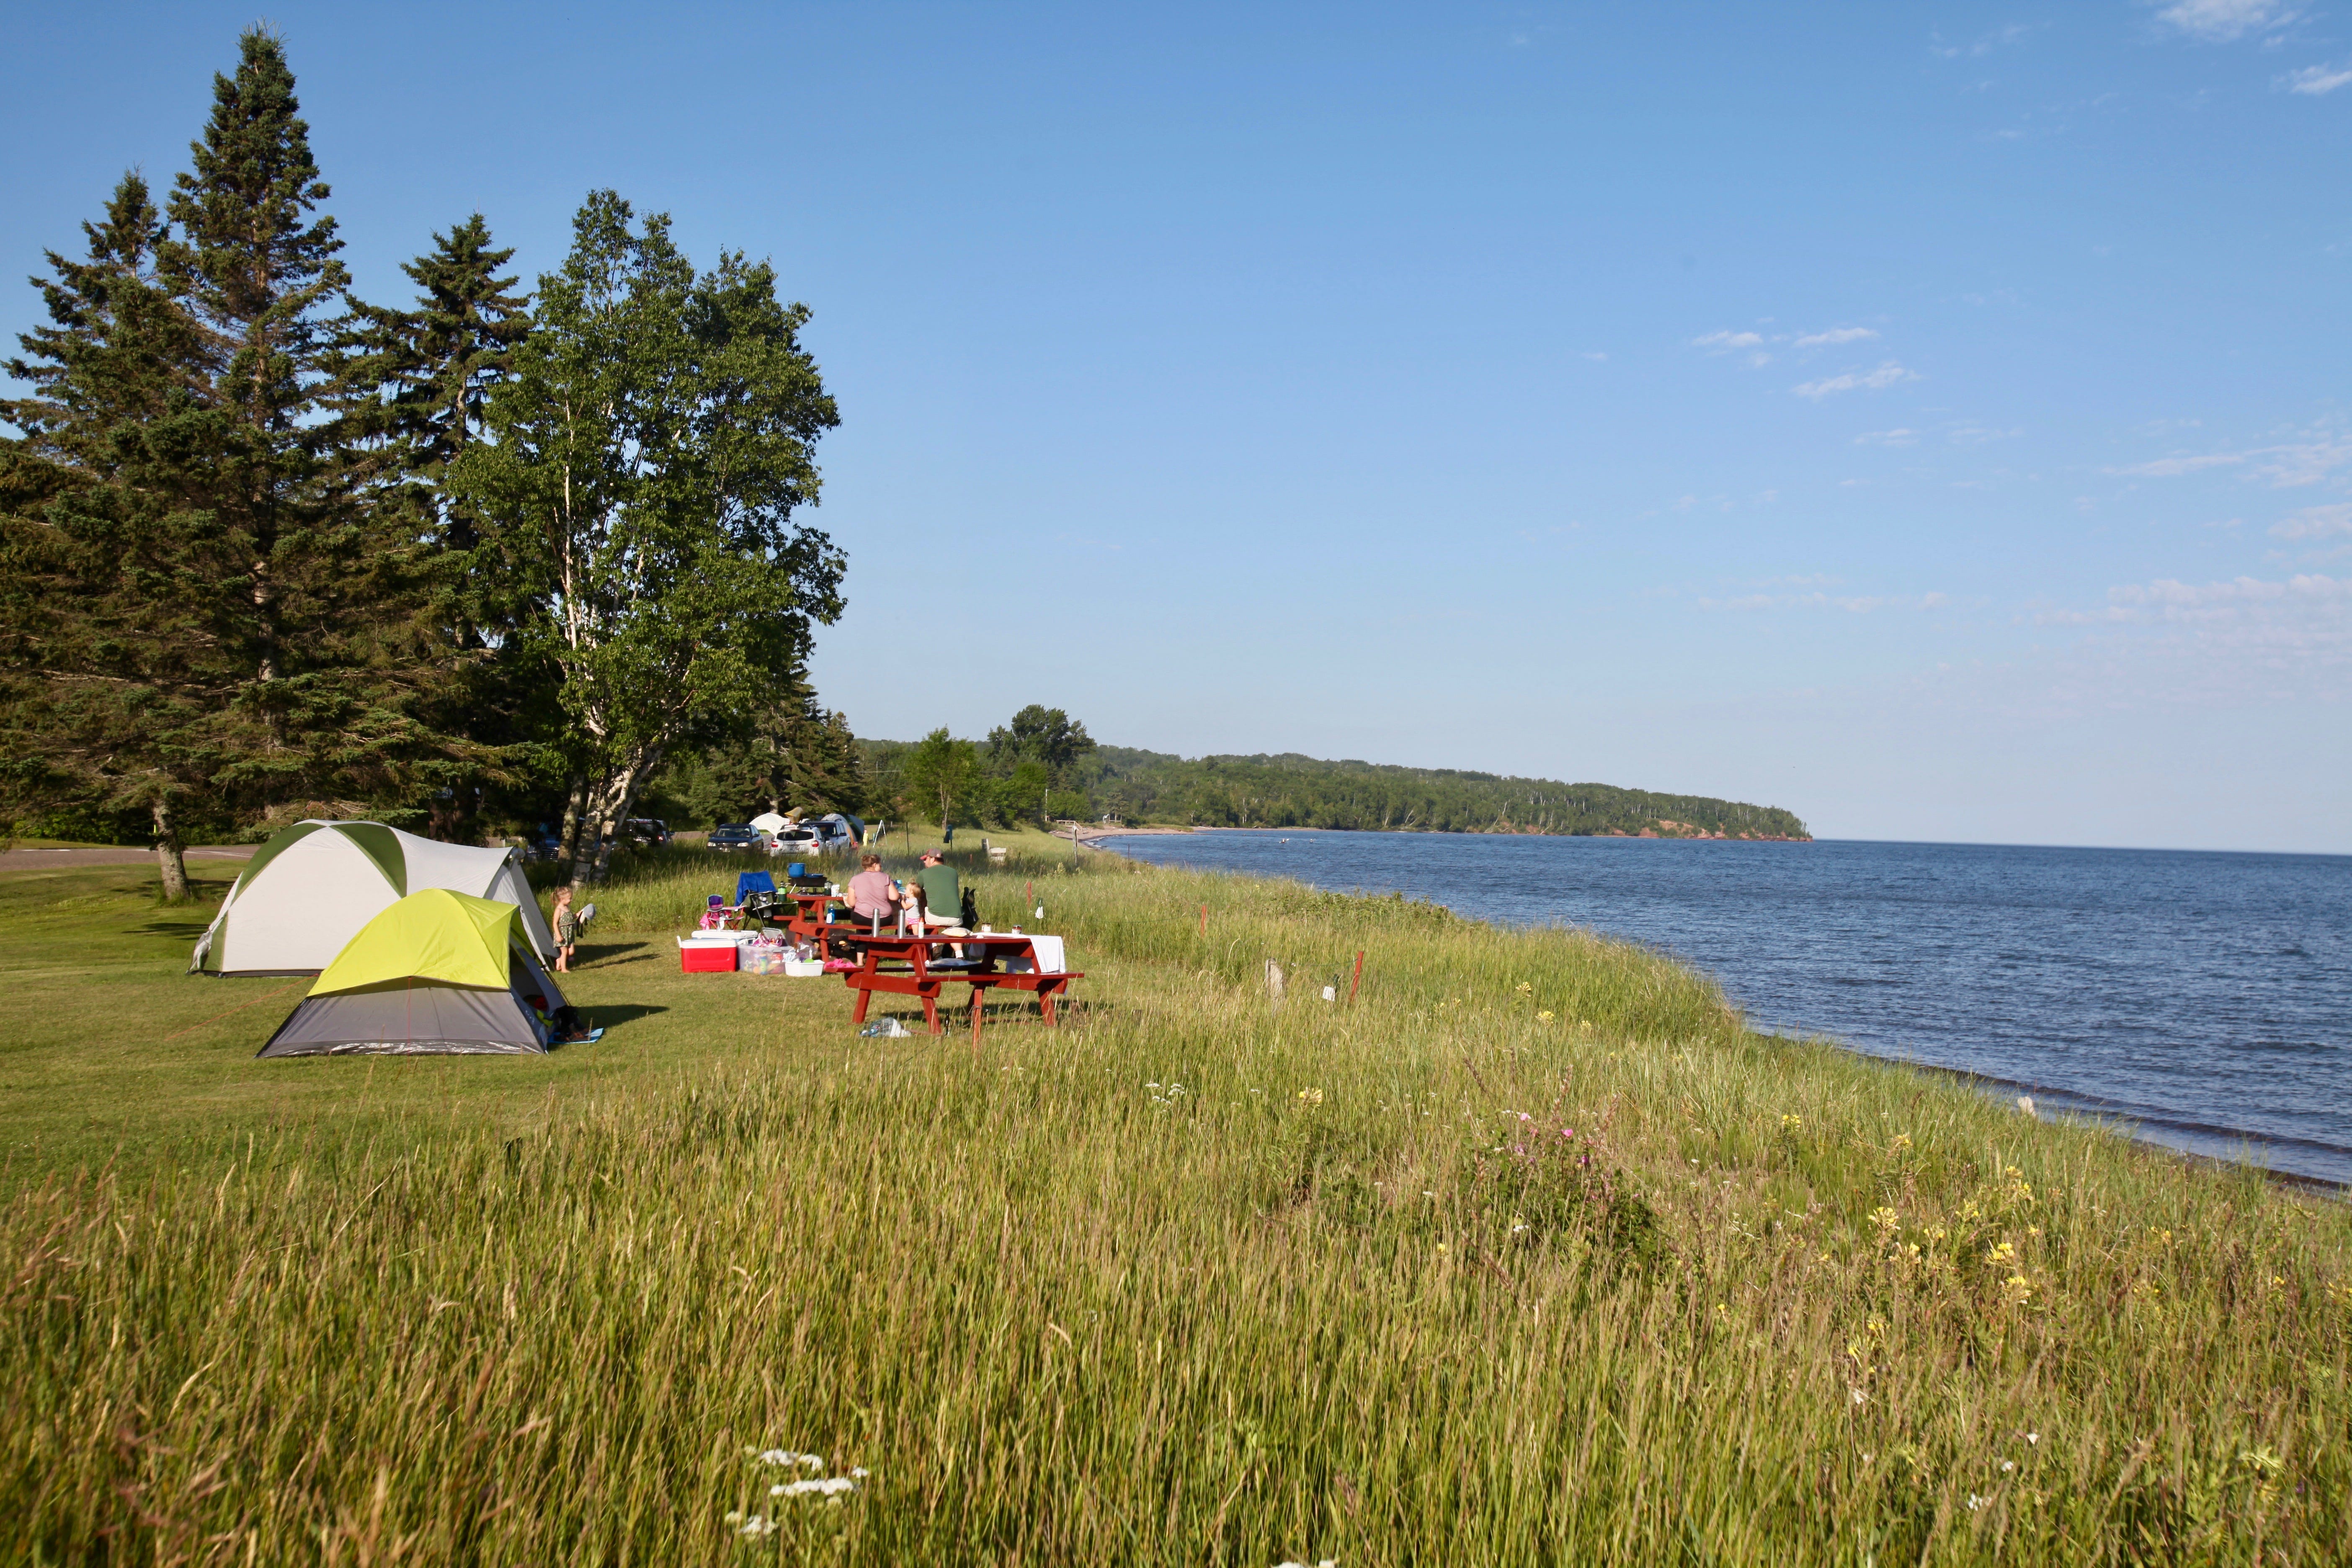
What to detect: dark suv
<box><xmin>708</xmin><ymin>823</ymin><xmax>763</xmax><ymax>853</ymax></box>
<box><xmin>620</xmin><ymin>817</ymin><xmax>670</xmax><ymax>847</ymax></box>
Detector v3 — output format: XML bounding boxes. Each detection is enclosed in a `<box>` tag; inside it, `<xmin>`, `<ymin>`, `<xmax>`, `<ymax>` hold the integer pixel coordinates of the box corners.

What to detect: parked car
<box><xmin>619</xmin><ymin>817</ymin><xmax>671</xmax><ymax>847</ymax></box>
<box><xmin>770</xmin><ymin>821</ymin><xmax>825</xmax><ymax>857</ymax></box>
<box><xmin>767</xmin><ymin>812</ymin><xmax>864</xmax><ymax>858</ymax></box>
<box><xmin>708</xmin><ymin>823</ymin><xmax>763</xmax><ymax>853</ymax></box>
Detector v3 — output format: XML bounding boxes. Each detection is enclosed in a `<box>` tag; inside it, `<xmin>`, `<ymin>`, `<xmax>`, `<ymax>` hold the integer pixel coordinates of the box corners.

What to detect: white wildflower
<box><xmin>1967</xmin><ymin>1494</ymin><xmax>1985</xmax><ymax>1511</ymax></box>
<box><xmin>2027</xmin><ymin>1431</ymin><xmax>2039</xmax><ymax>1445</ymax></box>
<box><xmin>772</xmin><ymin>1475</ymin><xmax>859</xmax><ymax>1498</ymax></box>
<box><xmin>2001</xmin><ymin>1460</ymin><xmax>2015</xmax><ymax>1472</ymax></box>
<box><xmin>738</xmin><ymin>1514</ymin><xmax>777</xmax><ymax>1537</ymax></box>
<box><xmin>1850</xmin><ymin>1388</ymin><xmax>1867</xmax><ymax>1406</ymax></box>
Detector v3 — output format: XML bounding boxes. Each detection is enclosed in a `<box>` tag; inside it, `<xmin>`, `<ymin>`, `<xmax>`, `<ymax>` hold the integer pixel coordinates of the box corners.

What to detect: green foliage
<box><xmin>0</xmin><ymin>34</ymin><xmax>501</xmax><ymax>891</ymax></box>
<box><xmin>452</xmin><ymin>191</ymin><xmax>843</xmax><ymax>884</ymax></box>
<box><xmin>644</xmin><ymin>672</ymin><xmax>871</xmax><ymax>828</ymax></box>
<box><xmin>899</xmin><ymin>726</ymin><xmax>985</xmax><ymax>827</ymax></box>
<box><xmin>1079</xmin><ymin>745</ymin><xmax>1809</xmax><ymax>837</ymax></box>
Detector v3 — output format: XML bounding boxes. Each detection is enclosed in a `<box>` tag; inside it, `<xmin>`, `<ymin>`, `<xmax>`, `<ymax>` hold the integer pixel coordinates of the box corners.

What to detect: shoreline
<box><xmin>1068</xmin><ymin>823</ymin><xmax>1813</xmax><ymax>845</ymax></box>
<box><xmin>1088</xmin><ymin>835</ymin><xmax>2347</xmax><ymax>1196</ymax></box>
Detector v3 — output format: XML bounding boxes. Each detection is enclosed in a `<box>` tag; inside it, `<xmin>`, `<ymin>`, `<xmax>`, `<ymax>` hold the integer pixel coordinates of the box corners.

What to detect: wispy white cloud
<box><xmin>1933</xmin><ymin>22</ymin><xmax>2040</xmax><ymax>58</ymax></box>
<box><xmin>2282</xmin><ymin>61</ymin><xmax>2352</xmax><ymax>93</ymax></box>
<box><xmin>1692</xmin><ymin>330</ymin><xmax>1764</xmax><ymax>350</ymax></box>
<box><xmin>1854</xmin><ymin>428</ymin><xmax>1918</xmax><ymax>446</ymax></box>
<box><xmin>2110</xmin><ymin>452</ymin><xmax>2246</xmax><ymax>477</ymax></box>
<box><xmin>1793</xmin><ymin>326</ymin><xmax>1879</xmax><ymax>347</ymax></box>
<box><xmin>2272</xmin><ymin>503</ymin><xmax>2352</xmax><ymax>540</ymax></box>
<box><xmin>1581</xmin><ymin>350</ymin><xmax>1608</xmax><ymax>362</ymax></box>
<box><xmin>2107</xmin><ymin>429</ymin><xmax>2352</xmax><ymax>486</ymax></box>
<box><xmin>2155</xmin><ymin>0</ymin><xmax>2300</xmax><ymax>42</ymax></box>
<box><xmin>1949</xmin><ymin>425</ymin><xmax>2024</xmax><ymax>445</ymax></box>
<box><xmin>1793</xmin><ymin>362</ymin><xmax>1918</xmax><ymax>400</ymax></box>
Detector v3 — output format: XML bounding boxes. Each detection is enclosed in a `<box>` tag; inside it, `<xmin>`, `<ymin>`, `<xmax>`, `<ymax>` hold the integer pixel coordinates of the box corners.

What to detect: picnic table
<box><xmin>840</xmin><ymin>931</ymin><xmax>1082</xmax><ymax>1042</ymax></box>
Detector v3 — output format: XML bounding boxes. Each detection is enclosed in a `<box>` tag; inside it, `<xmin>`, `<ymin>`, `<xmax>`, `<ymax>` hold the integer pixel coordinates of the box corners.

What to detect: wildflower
<box><xmin>1987</xmin><ymin>1241</ymin><xmax>2017</xmax><ymax>1266</ymax></box>
<box><xmin>1781</xmin><ymin>1114</ymin><xmax>1803</xmax><ymax>1130</ymax></box>
<box><xmin>1516</xmin><ymin>981</ymin><xmax>1533</xmax><ymax>994</ymax></box>
<box><xmin>1510</xmin><ymin>1219</ymin><xmax>1529</xmax><ymax>1234</ymax></box>
<box><xmin>738</xmin><ymin>1514</ymin><xmax>777</xmax><ymax>1537</ymax></box>
<box><xmin>2003</xmin><ymin>1274</ymin><xmax>2033</xmax><ymax>1305</ymax></box>
<box><xmin>1517</xmin><ymin>1112</ymin><xmax>1533</xmax><ymax>1122</ymax></box>
<box><xmin>1870</xmin><ymin>1206</ymin><xmax>1901</xmax><ymax>1236</ymax></box>
<box><xmin>1890</xmin><ymin>1133</ymin><xmax>1912</xmax><ymax>1153</ymax></box>
<box><xmin>1850</xmin><ymin>1387</ymin><xmax>1867</xmax><ymax>1406</ymax></box>
<box><xmin>757</xmin><ymin>1448</ymin><xmax>833</xmax><ymax>1476</ymax></box>
<box><xmin>2026</xmin><ymin>1432</ymin><xmax>2038</xmax><ymax>1445</ymax></box>
<box><xmin>1967</xmin><ymin>1494</ymin><xmax>1985</xmax><ymax>1511</ymax></box>
<box><xmin>1146</xmin><ymin>1081</ymin><xmax>1161</xmax><ymax>1089</ymax></box>
<box><xmin>1423</xmin><ymin>1190</ymin><xmax>1435</xmax><ymax>1198</ymax></box>
<box><xmin>1537</xmin><ymin>1010</ymin><xmax>1555</xmax><ymax>1022</ymax></box>
<box><xmin>1297</xmin><ymin>1088</ymin><xmax>1324</xmax><ymax>1106</ymax></box>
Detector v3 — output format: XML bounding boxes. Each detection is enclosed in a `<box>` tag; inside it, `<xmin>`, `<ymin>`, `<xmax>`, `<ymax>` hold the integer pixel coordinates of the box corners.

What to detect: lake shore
<box><xmin>3</xmin><ymin>834</ymin><xmax>2347</xmax><ymax>1560</ymax></box>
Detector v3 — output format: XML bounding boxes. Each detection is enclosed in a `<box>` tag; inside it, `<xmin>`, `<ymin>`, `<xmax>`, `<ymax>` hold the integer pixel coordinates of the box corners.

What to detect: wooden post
<box><xmin>1265</xmin><ymin>960</ymin><xmax>1284</xmax><ymax>1006</ymax></box>
<box><xmin>1199</xmin><ymin>903</ymin><xmax>1208</xmax><ymax>938</ymax></box>
<box><xmin>1348</xmin><ymin>949</ymin><xmax>1364</xmax><ymax>1005</ymax></box>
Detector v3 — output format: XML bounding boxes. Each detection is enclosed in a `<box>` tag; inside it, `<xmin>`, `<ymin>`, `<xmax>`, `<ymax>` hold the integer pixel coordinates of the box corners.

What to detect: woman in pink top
<box><xmin>846</xmin><ymin>854</ymin><xmax>898</xmax><ymax>926</ymax></box>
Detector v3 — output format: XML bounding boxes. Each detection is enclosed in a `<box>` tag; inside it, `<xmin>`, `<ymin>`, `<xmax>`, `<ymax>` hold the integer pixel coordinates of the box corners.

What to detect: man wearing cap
<box><xmin>915</xmin><ymin>849</ymin><xmax>968</xmax><ymax>952</ymax></box>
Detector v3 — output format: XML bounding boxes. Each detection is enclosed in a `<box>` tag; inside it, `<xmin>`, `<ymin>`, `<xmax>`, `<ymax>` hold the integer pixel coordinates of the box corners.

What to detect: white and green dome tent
<box><xmin>190</xmin><ymin>820</ymin><xmax>557</xmax><ymax>976</ymax></box>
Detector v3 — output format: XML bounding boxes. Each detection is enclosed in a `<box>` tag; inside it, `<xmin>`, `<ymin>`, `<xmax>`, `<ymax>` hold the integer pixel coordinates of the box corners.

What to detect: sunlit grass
<box><xmin>3</xmin><ymin>840</ymin><xmax>2347</xmax><ymax>1563</ymax></box>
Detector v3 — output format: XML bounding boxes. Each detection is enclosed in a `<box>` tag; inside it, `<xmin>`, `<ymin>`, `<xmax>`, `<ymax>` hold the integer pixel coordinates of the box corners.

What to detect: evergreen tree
<box><xmin>0</xmin><ymin>175</ymin><xmax>213</xmax><ymax>891</ymax></box>
<box><xmin>0</xmin><ymin>30</ymin><xmax>497</xmax><ymax>895</ymax></box>
<box><xmin>662</xmin><ymin>671</ymin><xmax>870</xmax><ymax>824</ymax></box>
<box><xmin>343</xmin><ymin>215</ymin><xmax>545</xmax><ymax>840</ymax></box>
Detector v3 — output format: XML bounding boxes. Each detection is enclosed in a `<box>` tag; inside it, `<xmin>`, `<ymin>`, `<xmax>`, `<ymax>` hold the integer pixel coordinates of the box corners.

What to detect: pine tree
<box><xmin>343</xmin><ymin>216</ymin><xmax>544</xmax><ymax>840</ymax></box>
<box><xmin>1</xmin><ymin>30</ymin><xmax>499</xmax><ymax>895</ymax></box>
<box><xmin>0</xmin><ymin>174</ymin><xmax>214</xmax><ymax>893</ymax></box>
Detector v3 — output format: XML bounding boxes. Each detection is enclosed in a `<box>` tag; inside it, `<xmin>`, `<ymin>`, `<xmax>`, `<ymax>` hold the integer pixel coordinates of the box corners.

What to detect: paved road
<box><xmin>1</xmin><ymin>845</ymin><xmax>258</xmax><ymax>867</ymax></box>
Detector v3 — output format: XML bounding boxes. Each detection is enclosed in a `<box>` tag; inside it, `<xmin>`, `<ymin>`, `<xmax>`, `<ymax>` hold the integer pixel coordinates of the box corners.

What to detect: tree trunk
<box><xmin>585</xmin><ymin>751</ymin><xmax>660</xmax><ymax>887</ymax></box>
<box><xmin>558</xmin><ymin>775</ymin><xmax>588</xmax><ymax>874</ymax></box>
<box><xmin>152</xmin><ymin>798</ymin><xmax>191</xmax><ymax>904</ymax></box>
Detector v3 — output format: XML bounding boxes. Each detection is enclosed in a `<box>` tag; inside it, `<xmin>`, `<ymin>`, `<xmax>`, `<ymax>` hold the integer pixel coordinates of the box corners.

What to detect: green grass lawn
<box><xmin>5</xmin><ymin>838</ymin><xmax>2349</xmax><ymax>1564</ymax></box>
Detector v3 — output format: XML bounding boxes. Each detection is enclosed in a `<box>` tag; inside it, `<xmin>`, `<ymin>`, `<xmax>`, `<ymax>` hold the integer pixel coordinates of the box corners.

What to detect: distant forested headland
<box><xmin>861</xmin><ymin>726</ymin><xmax>1809</xmax><ymax>841</ymax></box>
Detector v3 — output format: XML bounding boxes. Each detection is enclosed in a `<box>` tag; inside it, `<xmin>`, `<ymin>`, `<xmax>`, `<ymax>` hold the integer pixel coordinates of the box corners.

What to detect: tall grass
<box><xmin>6</xmin><ymin>846</ymin><xmax>2349</xmax><ymax>1563</ymax></box>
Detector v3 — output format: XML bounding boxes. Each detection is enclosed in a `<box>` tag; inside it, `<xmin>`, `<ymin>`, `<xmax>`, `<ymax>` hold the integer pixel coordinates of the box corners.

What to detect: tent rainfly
<box><xmin>191</xmin><ymin>820</ymin><xmax>557</xmax><ymax>976</ymax></box>
<box><xmin>258</xmin><ymin>889</ymin><xmax>568</xmax><ymax>1057</ymax></box>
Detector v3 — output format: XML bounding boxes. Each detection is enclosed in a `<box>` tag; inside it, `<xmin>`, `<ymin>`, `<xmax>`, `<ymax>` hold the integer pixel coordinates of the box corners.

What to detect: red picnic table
<box><xmin>777</xmin><ymin>889</ymin><xmax>848</xmax><ymax>943</ymax></box>
<box><xmin>840</xmin><ymin>931</ymin><xmax>1083</xmax><ymax>1043</ymax></box>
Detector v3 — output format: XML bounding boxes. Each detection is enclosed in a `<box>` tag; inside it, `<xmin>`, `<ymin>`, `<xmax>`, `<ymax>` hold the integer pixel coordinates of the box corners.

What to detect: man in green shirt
<box><xmin>915</xmin><ymin>851</ymin><xmax>962</xmax><ymax>927</ymax></box>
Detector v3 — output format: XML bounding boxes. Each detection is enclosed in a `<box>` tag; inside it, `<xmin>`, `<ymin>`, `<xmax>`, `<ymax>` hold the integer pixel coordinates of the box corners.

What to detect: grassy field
<box><xmin>3</xmin><ymin>830</ymin><xmax>2348</xmax><ymax>1563</ymax></box>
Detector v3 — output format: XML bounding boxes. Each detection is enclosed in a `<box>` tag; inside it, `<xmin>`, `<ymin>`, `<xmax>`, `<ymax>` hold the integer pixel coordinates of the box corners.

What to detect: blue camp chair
<box><xmin>735</xmin><ymin>870</ymin><xmax>776</xmax><ymax>905</ymax></box>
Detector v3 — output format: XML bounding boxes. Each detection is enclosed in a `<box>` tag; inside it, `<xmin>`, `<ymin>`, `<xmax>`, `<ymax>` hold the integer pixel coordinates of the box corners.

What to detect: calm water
<box><xmin>1100</xmin><ymin>831</ymin><xmax>2352</xmax><ymax>1185</ymax></box>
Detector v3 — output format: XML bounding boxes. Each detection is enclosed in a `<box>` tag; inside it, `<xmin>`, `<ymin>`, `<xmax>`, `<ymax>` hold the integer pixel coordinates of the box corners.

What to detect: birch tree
<box><xmin>454</xmin><ymin>192</ymin><xmax>843</xmax><ymax>892</ymax></box>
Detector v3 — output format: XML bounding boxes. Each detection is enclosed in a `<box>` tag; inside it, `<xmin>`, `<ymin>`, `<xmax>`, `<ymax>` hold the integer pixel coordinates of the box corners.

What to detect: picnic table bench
<box><xmin>839</xmin><ymin>931</ymin><xmax>1082</xmax><ymax>1042</ymax></box>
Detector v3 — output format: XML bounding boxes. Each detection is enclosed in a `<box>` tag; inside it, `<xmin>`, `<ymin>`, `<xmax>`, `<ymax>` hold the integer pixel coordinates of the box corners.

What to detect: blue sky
<box><xmin>6</xmin><ymin>2</ymin><xmax>2347</xmax><ymax>851</ymax></box>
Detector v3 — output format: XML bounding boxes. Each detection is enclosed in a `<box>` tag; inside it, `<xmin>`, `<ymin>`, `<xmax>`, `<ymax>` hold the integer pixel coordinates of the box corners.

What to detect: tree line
<box><xmin>858</xmin><ymin>716</ymin><xmax>1810</xmax><ymax>840</ymax></box>
<box><xmin>0</xmin><ymin>30</ymin><xmax>854</xmax><ymax>897</ymax></box>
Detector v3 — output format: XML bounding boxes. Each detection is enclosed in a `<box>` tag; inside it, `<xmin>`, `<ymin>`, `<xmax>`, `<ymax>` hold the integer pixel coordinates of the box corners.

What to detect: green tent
<box><xmin>259</xmin><ymin>889</ymin><xmax>570</xmax><ymax>1058</ymax></box>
